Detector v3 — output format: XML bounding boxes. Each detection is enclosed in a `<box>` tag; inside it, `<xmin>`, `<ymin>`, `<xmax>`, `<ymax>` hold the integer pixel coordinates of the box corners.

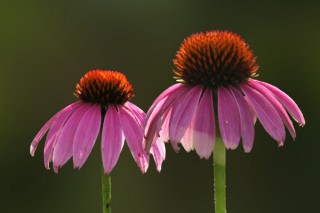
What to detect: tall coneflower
<box><xmin>30</xmin><ymin>70</ymin><xmax>165</xmax><ymax>213</ymax></box>
<box><xmin>144</xmin><ymin>31</ymin><xmax>305</xmax><ymax>213</ymax></box>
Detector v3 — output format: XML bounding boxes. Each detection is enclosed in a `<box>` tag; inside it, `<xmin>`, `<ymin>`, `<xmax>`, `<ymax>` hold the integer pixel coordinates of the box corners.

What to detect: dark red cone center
<box><xmin>174</xmin><ymin>31</ymin><xmax>259</xmax><ymax>87</ymax></box>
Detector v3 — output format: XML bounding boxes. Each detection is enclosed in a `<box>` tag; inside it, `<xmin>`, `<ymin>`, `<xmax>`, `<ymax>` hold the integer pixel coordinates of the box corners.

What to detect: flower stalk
<box><xmin>214</xmin><ymin>139</ymin><xmax>226</xmax><ymax>213</ymax></box>
<box><xmin>101</xmin><ymin>166</ymin><xmax>111</xmax><ymax>213</ymax></box>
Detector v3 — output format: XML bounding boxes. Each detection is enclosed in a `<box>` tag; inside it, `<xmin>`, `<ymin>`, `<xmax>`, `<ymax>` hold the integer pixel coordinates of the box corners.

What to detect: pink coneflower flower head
<box><xmin>30</xmin><ymin>70</ymin><xmax>165</xmax><ymax>174</ymax></box>
<box><xmin>144</xmin><ymin>31</ymin><xmax>305</xmax><ymax>158</ymax></box>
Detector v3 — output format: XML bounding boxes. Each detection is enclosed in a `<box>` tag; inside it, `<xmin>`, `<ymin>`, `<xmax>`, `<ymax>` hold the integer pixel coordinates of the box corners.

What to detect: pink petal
<box><xmin>248</xmin><ymin>80</ymin><xmax>296</xmax><ymax>140</ymax></box>
<box><xmin>30</xmin><ymin>101</ymin><xmax>82</xmax><ymax>156</ymax></box>
<box><xmin>125</xmin><ymin>102</ymin><xmax>146</xmax><ymax>128</ymax></box>
<box><xmin>119</xmin><ymin>106</ymin><xmax>149</xmax><ymax>173</ymax></box>
<box><xmin>52</xmin><ymin>104</ymin><xmax>88</xmax><ymax>173</ymax></box>
<box><xmin>169</xmin><ymin>86</ymin><xmax>202</xmax><ymax>146</ymax></box>
<box><xmin>218</xmin><ymin>86</ymin><xmax>241</xmax><ymax>149</ymax></box>
<box><xmin>43</xmin><ymin>102</ymin><xmax>82</xmax><ymax>169</ymax></box>
<box><xmin>31</xmin><ymin>117</ymin><xmax>56</xmax><ymax>157</ymax></box>
<box><xmin>241</xmin><ymin>84</ymin><xmax>286</xmax><ymax>144</ymax></box>
<box><xmin>149</xmin><ymin>138</ymin><xmax>166</xmax><ymax>172</ymax></box>
<box><xmin>192</xmin><ymin>88</ymin><xmax>215</xmax><ymax>159</ymax></box>
<box><xmin>159</xmin><ymin>108</ymin><xmax>172</xmax><ymax>143</ymax></box>
<box><xmin>180</xmin><ymin>124</ymin><xmax>194</xmax><ymax>152</ymax></box>
<box><xmin>229</xmin><ymin>87</ymin><xmax>255</xmax><ymax>152</ymax></box>
<box><xmin>145</xmin><ymin>83</ymin><xmax>185</xmax><ymax>122</ymax></box>
<box><xmin>102</xmin><ymin>105</ymin><xmax>125</xmax><ymax>175</ymax></box>
<box><xmin>253</xmin><ymin>79</ymin><xmax>305</xmax><ymax>126</ymax></box>
<box><xmin>144</xmin><ymin>97</ymin><xmax>168</xmax><ymax>152</ymax></box>
<box><xmin>73</xmin><ymin>104</ymin><xmax>101</xmax><ymax>169</ymax></box>
<box><xmin>144</xmin><ymin>84</ymin><xmax>189</xmax><ymax>152</ymax></box>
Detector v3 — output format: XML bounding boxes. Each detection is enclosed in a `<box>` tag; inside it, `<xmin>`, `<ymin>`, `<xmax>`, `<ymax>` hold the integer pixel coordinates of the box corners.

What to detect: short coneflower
<box><xmin>144</xmin><ymin>31</ymin><xmax>305</xmax><ymax>158</ymax></box>
<box><xmin>30</xmin><ymin>70</ymin><xmax>165</xmax><ymax>174</ymax></box>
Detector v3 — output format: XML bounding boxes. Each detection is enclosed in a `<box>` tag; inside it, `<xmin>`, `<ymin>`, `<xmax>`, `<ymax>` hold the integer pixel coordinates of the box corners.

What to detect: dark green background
<box><xmin>1</xmin><ymin>0</ymin><xmax>319</xmax><ymax>212</ymax></box>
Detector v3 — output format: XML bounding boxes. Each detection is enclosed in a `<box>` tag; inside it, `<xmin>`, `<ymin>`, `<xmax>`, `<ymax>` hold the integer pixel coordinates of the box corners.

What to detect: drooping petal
<box><xmin>252</xmin><ymin>79</ymin><xmax>305</xmax><ymax>126</ymax></box>
<box><xmin>169</xmin><ymin>86</ymin><xmax>202</xmax><ymax>147</ymax></box>
<box><xmin>43</xmin><ymin>102</ymin><xmax>82</xmax><ymax>169</ymax></box>
<box><xmin>144</xmin><ymin>84</ymin><xmax>189</xmax><ymax>152</ymax></box>
<box><xmin>180</xmin><ymin>123</ymin><xmax>194</xmax><ymax>153</ymax></box>
<box><xmin>167</xmin><ymin>86</ymin><xmax>200</xmax><ymax>153</ymax></box>
<box><xmin>159</xmin><ymin>108</ymin><xmax>172</xmax><ymax>143</ymax></box>
<box><xmin>73</xmin><ymin>104</ymin><xmax>101</xmax><ymax>169</ymax></box>
<box><xmin>248</xmin><ymin>80</ymin><xmax>296</xmax><ymax>140</ymax></box>
<box><xmin>52</xmin><ymin>104</ymin><xmax>88</xmax><ymax>173</ymax></box>
<box><xmin>119</xmin><ymin>106</ymin><xmax>149</xmax><ymax>173</ymax></box>
<box><xmin>149</xmin><ymin>138</ymin><xmax>166</xmax><ymax>172</ymax></box>
<box><xmin>145</xmin><ymin>83</ymin><xmax>185</xmax><ymax>122</ymax></box>
<box><xmin>31</xmin><ymin>116</ymin><xmax>57</xmax><ymax>157</ymax></box>
<box><xmin>229</xmin><ymin>87</ymin><xmax>255</xmax><ymax>152</ymax></box>
<box><xmin>192</xmin><ymin>88</ymin><xmax>215</xmax><ymax>159</ymax></box>
<box><xmin>241</xmin><ymin>84</ymin><xmax>286</xmax><ymax>144</ymax></box>
<box><xmin>30</xmin><ymin>101</ymin><xmax>82</xmax><ymax>156</ymax></box>
<box><xmin>218</xmin><ymin>86</ymin><xmax>241</xmax><ymax>149</ymax></box>
<box><xmin>125</xmin><ymin>101</ymin><xmax>146</xmax><ymax>128</ymax></box>
<box><xmin>144</xmin><ymin>98</ymin><xmax>167</xmax><ymax>152</ymax></box>
<box><xmin>102</xmin><ymin>105</ymin><xmax>125</xmax><ymax>175</ymax></box>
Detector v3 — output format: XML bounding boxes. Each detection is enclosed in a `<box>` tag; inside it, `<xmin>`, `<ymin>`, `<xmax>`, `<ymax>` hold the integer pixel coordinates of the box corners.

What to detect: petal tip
<box><xmin>144</xmin><ymin>142</ymin><xmax>152</xmax><ymax>154</ymax></box>
<box><xmin>204</xmin><ymin>154</ymin><xmax>212</xmax><ymax>160</ymax></box>
<box><xmin>73</xmin><ymin>162</ymin><xmax>81</xmax><ymax>170</ymax></box>
<box><xmin>44</xmin><ymin>161</ymin><xmax>51</xmax><ymax>170</ymax></box>
<box><xmin>156</xmin><ymin>164</ymin><xmax>163</xmax><ymax>172</ymax></box>
<box><xmin>53</xmin><ymin>166</ymin><xmax>59</xmax><ymax>174</ymax></box>
<box><xmin>30</xmin><ymin>146</ymin><xmax>35</xmax><ymax>157</ymax></box>
<box><xmin>243</xmin><ymin>148</ymin><xmax>252</xmax><ymax>153</ymax></box>
<box><xmin>170</xmin><ymin>142</ymin><xmax>180</xmax><ymax>153</ymax></box>
<box><xmin>140</xmin><ymin>168</ymin><xmax>147</xmax><ymax>174</ymax></box>
<box><xmin>278</xmin><ymin>141</ymin><xmax>284</xmax><ymax>147</ymax></box>
<box><xmin>229</xmin><ymin>144</ymin><xmax>239</xmax><ymax>150</ymax></box>
<box><xmin>198</xmin><ymin>155</ymin><xmax>207</xmax><ymax>160</ymax></box>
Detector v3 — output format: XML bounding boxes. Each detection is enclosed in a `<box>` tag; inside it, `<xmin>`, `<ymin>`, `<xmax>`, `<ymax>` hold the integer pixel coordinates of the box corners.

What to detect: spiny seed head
<box><xmin>74</xmin><ymin>70</ymin><xmax>134</xmax><ymax>106</ymax></box>
<box><xmin>174</xmin><ymin>31</ymin><xmax>259</xmax><ymax>87</ymax></box>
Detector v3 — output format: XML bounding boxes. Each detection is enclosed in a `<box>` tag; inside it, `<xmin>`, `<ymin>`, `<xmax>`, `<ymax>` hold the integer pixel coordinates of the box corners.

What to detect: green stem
<box><xmin>214</xmin><ymin>139</ymin><xmax>226</xmax><ymax>213</ymax></box>
<box><xmin>101</xmin><ymin>166</ymin><xmax>111</xmax><ymax>213</ymax></box>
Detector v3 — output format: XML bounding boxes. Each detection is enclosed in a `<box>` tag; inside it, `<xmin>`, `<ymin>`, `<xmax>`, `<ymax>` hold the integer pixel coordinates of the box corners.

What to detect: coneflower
<box><xmin>144</xmin><ymin>31</ymin><xmax>305</xmax><ymax>213</ymax></box>
<box><xmin>31</xmin><ymin>70</ymin><xmax>165</xmax><ymax>213</ymax></box>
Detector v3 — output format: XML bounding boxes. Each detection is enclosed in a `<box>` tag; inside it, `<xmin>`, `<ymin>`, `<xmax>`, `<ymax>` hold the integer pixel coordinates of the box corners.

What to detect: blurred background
<box><xmin>1</xmin><ymin>0</ymin><xmax>319</xmax><ymax>212</ymax></box>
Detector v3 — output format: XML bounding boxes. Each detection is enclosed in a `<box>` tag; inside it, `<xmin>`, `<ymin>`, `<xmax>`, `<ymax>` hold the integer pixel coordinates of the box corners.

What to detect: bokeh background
<box><xmin>1</xmin><ymin>0</ymin><xmax>319</xmax><ymax>212</ymax></box>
